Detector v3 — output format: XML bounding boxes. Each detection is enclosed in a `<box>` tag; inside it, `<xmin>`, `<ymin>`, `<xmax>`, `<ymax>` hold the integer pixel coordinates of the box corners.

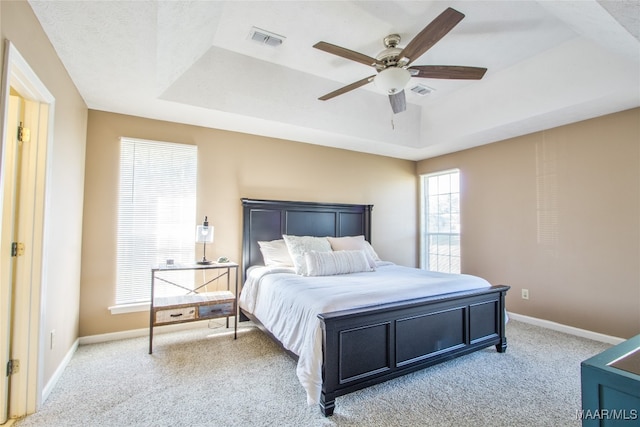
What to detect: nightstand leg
<box><xmin>149</xmin><ymin>270</ymin><xmax>155</xmax><ymax>354</ymax></box>
<box><xmin>234</xmin><ymin>267</ymin><xmax>238</xmax><ymax>339</ymax></box>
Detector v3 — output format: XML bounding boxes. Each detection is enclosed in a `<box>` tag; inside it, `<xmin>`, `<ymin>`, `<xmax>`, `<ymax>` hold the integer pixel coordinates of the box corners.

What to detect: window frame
<box><xmin>420</xmin><ymin>169</ymin><xmax>461</xmax><ymax>274</ymax></box>
<box><xmin>113</xmin><ymin>137</ymin><xmax>198</xmax><ymax>309</ymax></box>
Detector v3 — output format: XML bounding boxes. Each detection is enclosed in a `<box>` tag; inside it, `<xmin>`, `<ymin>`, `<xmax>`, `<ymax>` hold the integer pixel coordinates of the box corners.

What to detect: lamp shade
<box><xmin>374</xmin><ymin>67</ymin><xmax>411</xmax><ymax>94</ymax></box>
<box><xmin>195</xmin><ymin>216</ymin><xmax>214</xmax><ymax>243</ymax></box>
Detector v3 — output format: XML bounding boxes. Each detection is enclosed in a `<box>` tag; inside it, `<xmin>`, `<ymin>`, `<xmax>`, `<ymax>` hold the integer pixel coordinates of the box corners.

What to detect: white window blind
<box><xmin>116</xmin><ymin>138</ymin><xmax>197</xmax><ymax>305</ymax></box>
<box><xmin>421</xmin><ymin>169</ymin><xmax>461</xmax><ymax>274</ymax></box>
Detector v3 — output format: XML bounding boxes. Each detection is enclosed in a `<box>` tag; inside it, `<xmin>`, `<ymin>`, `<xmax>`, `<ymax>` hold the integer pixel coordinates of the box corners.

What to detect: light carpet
<box><xmin>14</xmin><ymin>320</ymin><xmax>611</xmax><ymax>427</ymax></box>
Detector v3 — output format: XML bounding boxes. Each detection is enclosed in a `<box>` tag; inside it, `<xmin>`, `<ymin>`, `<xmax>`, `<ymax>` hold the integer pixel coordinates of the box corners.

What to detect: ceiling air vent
<box><xmin>410</xmin><ymin>84</ymin><xmax>435</xmax><ymax>96</ymax></box>
<box><xmin>249</xmin><ymin>27</ymin><xmax>285</xmax><ymax>47</ymax></box>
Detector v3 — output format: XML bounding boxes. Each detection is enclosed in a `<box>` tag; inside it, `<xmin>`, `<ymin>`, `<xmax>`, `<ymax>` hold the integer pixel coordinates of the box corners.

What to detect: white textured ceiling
<box><xmin>28</xmin><ymin>0</ymin><xmax>640</xmax><ymax>161</ymax></box>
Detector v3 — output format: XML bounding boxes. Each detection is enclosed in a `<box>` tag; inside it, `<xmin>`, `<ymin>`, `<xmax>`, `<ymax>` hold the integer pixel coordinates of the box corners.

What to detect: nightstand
<box><xmin>149</xmin><ymin>262</ymin><xmax>239</xmax><ymax>354</ymax></box>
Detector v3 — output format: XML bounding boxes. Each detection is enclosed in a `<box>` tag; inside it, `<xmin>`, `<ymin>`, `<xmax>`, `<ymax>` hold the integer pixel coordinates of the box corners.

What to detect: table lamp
<box><xmin>195</xmin><ymin>216</ymin><xmax>214</xmax><ymax>264</ymax></box>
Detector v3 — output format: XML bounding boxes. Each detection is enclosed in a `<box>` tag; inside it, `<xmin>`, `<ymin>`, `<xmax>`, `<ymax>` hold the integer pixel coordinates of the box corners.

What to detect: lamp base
<box><xmin>197</xmin><ymin>259</ymin><xmax>213</xmax><ymax>265</ymax></box>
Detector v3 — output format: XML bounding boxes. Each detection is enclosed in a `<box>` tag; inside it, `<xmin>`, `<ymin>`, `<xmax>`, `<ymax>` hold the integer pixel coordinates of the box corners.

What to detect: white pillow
<box><xmin>258</xmin><ymin>239</ymin><xmax>293</xmax><ymax>267</ymax></box>
<box><xmin>283</xmin><ymin>235</ymin><xmax>332</xmax><ymax>275</ymax></box>
<box><xmin>327</xmin><ymin>235</ymin><xmax>376</xmax><ymax>268</ymax></box>
<box><xmin>305</xmin><ymin>250</ymin><xmax>373</xmax><ymax>276</ymax></box>
<box><xmin>364</xmin><ymin>241</ymin><xmax>381</xmax><ymax>262</ymax></box>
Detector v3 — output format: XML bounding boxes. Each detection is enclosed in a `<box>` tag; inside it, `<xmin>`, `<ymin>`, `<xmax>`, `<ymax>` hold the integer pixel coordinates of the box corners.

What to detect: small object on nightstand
<box><xmin>217</xmin><ymin>256</ymin><xmax>229</xmax><ymax>263</ymax></box>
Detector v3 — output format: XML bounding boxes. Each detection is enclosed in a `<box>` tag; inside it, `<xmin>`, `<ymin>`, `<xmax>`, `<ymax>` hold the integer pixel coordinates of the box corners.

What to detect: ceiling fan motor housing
<box><xmin>376</xmin><ymin>47</ymin><xmax>403</xmax><ymax>67</ymax></box>
<box><xmin>383</xmin><ymin>34</ymin><xmax>402</xmax><ymax>48</ymax></box>
<box><xmin>377</xmin><ymin>34</ymin><xmax>404</xmax><ymax>68</ymax></box>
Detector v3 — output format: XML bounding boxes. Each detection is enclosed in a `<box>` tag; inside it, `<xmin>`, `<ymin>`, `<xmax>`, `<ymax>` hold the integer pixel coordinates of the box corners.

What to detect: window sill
<box><xmin>109</xmin><ymin>302</ymin><xmax>150</xmax><ymax>315</ymax></box>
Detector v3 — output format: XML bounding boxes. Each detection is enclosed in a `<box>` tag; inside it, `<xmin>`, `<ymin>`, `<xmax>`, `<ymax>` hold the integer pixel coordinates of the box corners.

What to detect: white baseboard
<box><xmin>507</xmin><ymin>312</ymin><xmax>624</xmax><ymax>345</ymax></box>
<box><xmin>79</xmin><ymin>318</ymin><xmax>231</xmax><ymax>345</ymax></box>
<box><xmin>42</xmin><ymin>338</ymin><xmax>79</xmax><ymax>403</ymax></box>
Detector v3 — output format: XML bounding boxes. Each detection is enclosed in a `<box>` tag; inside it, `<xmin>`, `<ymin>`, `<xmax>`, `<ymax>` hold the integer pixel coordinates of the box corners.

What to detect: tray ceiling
<box><xmin>28</xmin><ymin>0</ymin><xmax>640</xmax><ymax>160</ymax></box>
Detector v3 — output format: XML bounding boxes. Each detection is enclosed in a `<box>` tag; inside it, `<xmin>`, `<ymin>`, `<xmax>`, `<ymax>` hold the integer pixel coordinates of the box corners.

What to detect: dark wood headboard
<box><xmin>241</xmin><ymin>199</ymin><xmax>373</xmax><ymax>278</ymax></box>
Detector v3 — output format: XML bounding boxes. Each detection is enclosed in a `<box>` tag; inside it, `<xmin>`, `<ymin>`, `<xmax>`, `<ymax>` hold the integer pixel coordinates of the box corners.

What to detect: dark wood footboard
<box><xmin>318</xmin><ymin>284</ymin><xmax>510</xmax><ymax>416</ymax></box>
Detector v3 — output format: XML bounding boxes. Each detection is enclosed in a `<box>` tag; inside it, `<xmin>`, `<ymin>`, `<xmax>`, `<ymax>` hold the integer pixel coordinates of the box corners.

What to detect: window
<box><xmin>116</xmin><ymin>138</ymin><xmax>197</xmax><ymax>305</ymax></box>
<box><xmin>421</xmin><ymin>169</ymin><xmax>461</xmax><ymax>274</ymax></box>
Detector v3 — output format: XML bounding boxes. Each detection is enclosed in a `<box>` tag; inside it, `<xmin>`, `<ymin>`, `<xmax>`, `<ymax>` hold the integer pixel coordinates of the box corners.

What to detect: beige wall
<box><xmin>83</xmin><ymin>109</ymin><xmax>639</xmax><ymax>340</ymax></box>
<box><xmin>1</xmin><ymin>1</ymin><xmax>88</xmax><ymax>390</ymax></box>
<box><xmin>80</xmin><ymin>110</ymin><xmax>417</xmax><ymax>336</ymax></box>
<box><xmin>418</xmin><ymin>108</ymin><xmax>640</xmax><ymax>339</ymax></box>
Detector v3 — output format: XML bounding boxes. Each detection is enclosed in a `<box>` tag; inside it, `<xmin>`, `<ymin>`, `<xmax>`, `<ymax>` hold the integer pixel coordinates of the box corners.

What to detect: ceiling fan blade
<box><xmin>318</xmin><ymin>75</ymin><xmax>375</xmax><ymax>101</ymax></box>
<box><xmin>388</xmin><ymin>90</ymin><xmax>406</xmax><ymax>114</ymax></box>
<box><xmin>409</xmin><ymin>65</ymin><xmax>487</xmax><ymax>80</ymax></box>
<box><xmin>314</xmin><ymin>42</ymin><xmax>383</xmax><ymax>68</ymax></box>
<box><xmin>398</xmin><ymin>7</ymin><xmax>465</xmax><ymax>65</ymax></box>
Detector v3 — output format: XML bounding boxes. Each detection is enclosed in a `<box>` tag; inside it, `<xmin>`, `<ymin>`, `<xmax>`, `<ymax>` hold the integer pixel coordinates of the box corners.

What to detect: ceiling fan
<box><xmin>313</xmin><ymin>7</ymin><xmax>487</xmax><ymax>114</ymax></box>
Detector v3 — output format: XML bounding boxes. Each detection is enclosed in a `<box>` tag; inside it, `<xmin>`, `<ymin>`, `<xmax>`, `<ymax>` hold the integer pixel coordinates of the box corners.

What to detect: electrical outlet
<box><xmin>50</xmin><ymin>330</ymin><xmax>56</xmax><ymax>349</ymax></box>
<box><xmin>521</xmin><ymin>289</ymin><xmax>529</xmax><ymax>300</ymax></box>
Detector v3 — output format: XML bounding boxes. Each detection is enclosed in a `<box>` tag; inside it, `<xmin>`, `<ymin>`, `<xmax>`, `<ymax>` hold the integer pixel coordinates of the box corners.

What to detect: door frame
<box><xmin>0</xmin><ymin>40</ymin><xmax>55</xmax><ymax>422</ymax></box>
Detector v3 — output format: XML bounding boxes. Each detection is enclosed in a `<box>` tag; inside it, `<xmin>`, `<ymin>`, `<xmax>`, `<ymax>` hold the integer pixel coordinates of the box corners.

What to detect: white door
<box><xmin>0</xmin><ymin>94</ymin><xmax>22</xmax><ymax>424</ymax></box>
<box><xmin>0</xmin><ymin>41</ymin><xmax>54</xmax><ymax>423</ymax></box>
<box><xmin>1</xmin><ymin>94</ymin><xmax>48</xmax><ymax>423</ymax></box>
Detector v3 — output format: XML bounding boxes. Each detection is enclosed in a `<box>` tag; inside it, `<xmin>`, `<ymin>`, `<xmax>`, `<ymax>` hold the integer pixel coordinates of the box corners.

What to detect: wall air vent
<box><xmin>249</xmin><ymin>27</ymin><xmax>285</xmax><ymax>47</ymax></box>
<box><xmin>410</xmin><ymin>84</ymin><xmax>435</xmax><ymax>96</ymax></box>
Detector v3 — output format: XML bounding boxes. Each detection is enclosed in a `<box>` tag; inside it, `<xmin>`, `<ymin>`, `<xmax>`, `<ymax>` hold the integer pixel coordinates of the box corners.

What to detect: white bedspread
<box><xmin>238</xmin><ymin>263</ymin><xmax>493</xmax><ymax>405</ymax></box>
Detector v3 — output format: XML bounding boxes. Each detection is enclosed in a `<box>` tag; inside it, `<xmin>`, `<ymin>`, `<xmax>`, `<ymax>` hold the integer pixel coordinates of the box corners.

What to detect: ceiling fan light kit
<box><xmin>313</xmin><ymin>7</ymin><xmax>487</xmax><ymax>114</ymax></box>
<box><xmin>374</xmin><ymin>68</ymin><xmax>411</xmax><ymax>94</ymax></box>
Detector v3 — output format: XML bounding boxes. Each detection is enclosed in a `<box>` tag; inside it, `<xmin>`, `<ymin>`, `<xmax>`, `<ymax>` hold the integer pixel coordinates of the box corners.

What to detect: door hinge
<box><xmin>6</xmin><ymin>359</ymin><xmax>19</xmax><ymax>376</ymax></box>
<box><xmin>18</xmin><ymin>122</ymin><xmax>30</xmax><ymax>143</ymax></box>
<box><xmin>11</xmin><ymin>242</ymin><xmax>25</xmax><ymax>257</ymax></box>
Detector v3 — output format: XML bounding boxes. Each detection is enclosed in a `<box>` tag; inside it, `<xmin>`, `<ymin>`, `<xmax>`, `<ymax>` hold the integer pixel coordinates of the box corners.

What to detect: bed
<box><xmin>239</xmin><ymin>198</ymin><xmax>509</xmax><ymax>416</ymax></box>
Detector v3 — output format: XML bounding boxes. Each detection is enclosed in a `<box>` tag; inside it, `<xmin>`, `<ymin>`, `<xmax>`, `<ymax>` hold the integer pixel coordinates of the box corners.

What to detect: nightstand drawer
<box><xmin>198</xmin><ymin>301</ymin><xmax>235</xmax><ymax>319</ymax></box>
<box><xmin>155</xmin><ymin>306</ymin><xmax>196</xmax><ymax>324</ymax></box>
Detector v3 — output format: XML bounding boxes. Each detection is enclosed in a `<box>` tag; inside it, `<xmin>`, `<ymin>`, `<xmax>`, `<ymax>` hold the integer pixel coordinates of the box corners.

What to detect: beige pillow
<box><xmin>327</xmin><ymin>235</ymin><xmax>376</xmax><ymax>268</ymax></box>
